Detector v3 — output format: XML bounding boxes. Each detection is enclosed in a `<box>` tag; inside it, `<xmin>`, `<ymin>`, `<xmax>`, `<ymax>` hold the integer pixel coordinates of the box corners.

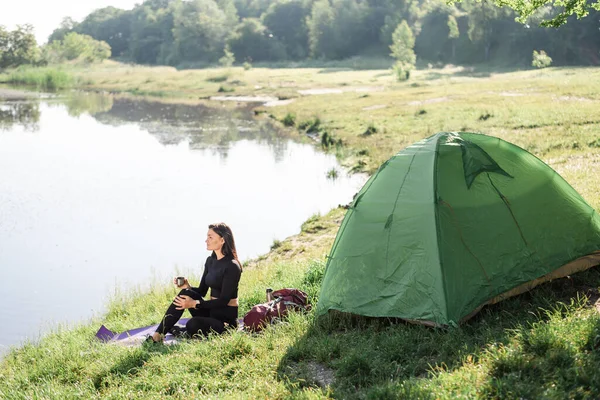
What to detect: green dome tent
<box><xmin>317</xmin><ymin>132</ymin><xmax>600</xmax><ymax>326</ymax></box>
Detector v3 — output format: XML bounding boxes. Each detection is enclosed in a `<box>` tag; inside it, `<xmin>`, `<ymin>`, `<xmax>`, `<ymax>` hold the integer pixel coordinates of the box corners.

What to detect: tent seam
<box><xmin>486</xmin><ymin>173</ymin><xmax>529</xmax><ymax>246</ymax></box>
<box><xmin>433</xmin><ymin>133</ymin><xmax>449</xmax><ymax>325</ymax></box>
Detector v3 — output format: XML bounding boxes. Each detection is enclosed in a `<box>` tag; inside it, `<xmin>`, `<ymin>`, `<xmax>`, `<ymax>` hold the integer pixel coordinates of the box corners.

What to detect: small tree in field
<box><xmin>389</xmin><ymin>21</ymin><xmax>416</xmax><ymax>81</ymax></box>
<box><xmin>219</xmin><ymin>45</ymin><xmax>235</xmax><ymax>67</ymax></box>
<box><xmin>532</xmin><ymin>50</ymin><xmax>552</xmax><ymax>68</ymax></box>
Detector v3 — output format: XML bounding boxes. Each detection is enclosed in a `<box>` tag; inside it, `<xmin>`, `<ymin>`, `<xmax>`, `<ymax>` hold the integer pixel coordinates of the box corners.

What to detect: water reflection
<box><xmin>0</xmin><ymin>91</ymin><xmax>293</xmax><ymax>162</ymax></box>
<box><xmin>0</xmin><ymin>101</ymin><xmax>40</xmax><ymax>131</ymax></box>
<box><xmin>63</xmin><ymin>92</ymin><xmax>114</xmax><ymax>117</ymax></box>
<box><xmin>92</xmin><ymin>97</ymin><xmax>289</xmax><ymax>160</ymax></box>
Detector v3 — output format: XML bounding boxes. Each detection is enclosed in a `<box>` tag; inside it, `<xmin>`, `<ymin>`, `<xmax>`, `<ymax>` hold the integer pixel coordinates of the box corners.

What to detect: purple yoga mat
<box><xmin>95</xmin><ymin>319</ymin><xmax>190</xmax><ymax>345</ymax></box>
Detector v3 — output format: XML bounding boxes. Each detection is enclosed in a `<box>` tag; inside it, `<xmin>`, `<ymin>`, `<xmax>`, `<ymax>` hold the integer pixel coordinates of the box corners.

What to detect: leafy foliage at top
<box><xmin>477</xmin><ymin>0</ymin><xmax>600</xmax><ymax>27</ymax></box>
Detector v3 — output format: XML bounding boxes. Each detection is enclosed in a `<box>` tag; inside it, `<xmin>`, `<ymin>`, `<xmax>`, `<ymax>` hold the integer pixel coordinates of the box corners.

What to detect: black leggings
<box><xmin>155</xmin><ymin>289</ymin><xmax>238</xmax><ymax>338</ymax></box>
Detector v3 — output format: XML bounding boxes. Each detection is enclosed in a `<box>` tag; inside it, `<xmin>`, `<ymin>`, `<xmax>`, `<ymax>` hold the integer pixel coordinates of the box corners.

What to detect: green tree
<box><xmin>307</xmin><ymin>0</ymin><xmax>336</xmax><ymax>58</ymax></box>
<box><xmin>0</xmin><ymin>24</ymin><xmax>40</xmax><ymax>68</ymax></box>
<box><xmin>447</xmin><ymin>14</ymin><xmax>459</xmax><ymax>61</ymax></box>
<box><xmin>390</xmin><ymin>20</ymin><xmax>416</xmax><ymax>65</ymax></box>
<box><xmin>75</xmin><ymin>7</ymin><xmax>132</xmax><ymax>57</ymax></box>
<box><xmin>44</xmin><ymin>32</ymin><xmax>111</xmax><ymax>63</ymax></box>
<box><xmin>242</xmin><ymin>0</ymin><xmax>273</xmax><ymax>18</ymax></box>
<box><xmin>216</xmin><ymin>0</ymin><xmax>240</xmax><ymax>26</ymax></box>
<box><xmin>129</xmin><ymin>2</ymin><xmax>175</xmax><ymax>64</ymax></box>
<box><xmin>48</xmin><ymin>17</ymin><xmax>78</xmax><ymax>44</ymax></box>
<box><xmin>330</xmin><ymin>0</ymin><xmax>369</xmax><ymax>59</ymax></box>
<box><xmin>0</xmin><ymin>26</ymin><xmax>10</xmax><ymax>67</ymax></box>
<box><xmin>414</xmin><ymin>3</ymin><xmax>462</xmax><ymax>64</ymax></box>
<box><xmin>532</xmin><ymin>49</ymin><xmax>552</xmax><ymax>68</ymax></box>
<box><xmin>227</xmin><ymin>18</ymin><xmax>286</xmax><ymax>62</ymax></box>
<box><xmin>449</xmin><ymin>0</ymin><xmax>600</xmax><ymax>27</ymax></box>
<box><xmin>262</xmin><ymin>0</ymin><xmax>310</xmax><ymax>59</ymax></box>
<box><xmin>172</xmin><ymin>0</ymin><xmax>231</xmax><ymax>64</ymax></box>
<box><xmin>462</xmin><ymin>0</ymin><xmax>513</xmax><ymax>62</ymax></box>
<box><xmin>219</xmin><ymin>44</ymin><xmax>235</xmax><ymax>66</ymax></box>
<box><xmin>62</xmin><ymin>32</ymin><xmax>93</xmax><ymax>60</ymax></box>
<box><xmin>360</xmin><ymin>0</ymin><xmax>395</xmax><ymax>54</ymax></box>
<box><xmin>390</xmin><ymin>20</ymin><xmax>416</xmax><ymax>81</ymax></box>
<box><xmin>379</xmin><ymin>0</ymin><xmax>424</xmax><ymax>46</ymax></box>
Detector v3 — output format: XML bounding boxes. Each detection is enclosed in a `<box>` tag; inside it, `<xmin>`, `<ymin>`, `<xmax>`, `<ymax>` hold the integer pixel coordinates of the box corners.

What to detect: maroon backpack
<box><xmin>243</xmin><ymin>288</ymin><xmax>311</xmax><ymax>332</ymax></box>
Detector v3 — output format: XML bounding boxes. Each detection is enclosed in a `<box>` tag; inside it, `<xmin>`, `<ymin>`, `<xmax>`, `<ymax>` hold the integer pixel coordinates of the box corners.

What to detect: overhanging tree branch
<box><xmin>447</xmin><ymin>0</ymin><xmax>600</xmax><ymax>27</ymax></box>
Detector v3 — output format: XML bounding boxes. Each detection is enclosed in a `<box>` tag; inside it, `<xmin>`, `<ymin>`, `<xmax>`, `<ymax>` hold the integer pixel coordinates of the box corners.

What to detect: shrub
<box><xmin>479</xmin><ymin>112</ymin><xmax>493</xmax><ymax>121</ymax></box>
<box><xmin>243</xmin><ymin>61</ymin><xmax>252</xmax><ymax>70</ymax></box>
<box><xmin>350</xmin><ymin>160</ymin><xmax>367</xmax><ymax>173</ymax></box>
<box><xmin>361</xmin><ymin>123</ymin><xmax>378</xmax><ymax>136</ymax></box>
<box><xmin>282</xmin><ymin>113</ymin><xmax>296</xmax><ymax>127</ymax></box>
<box><xmin>219</xmin><ymin>45</ymin><xmax>235</xmax><ymax>68</ymax></box>
<box><xmin>299</xmin><ymin>117</ymin><xmax>321</xmax><ymax>133</ymax></box>
<box><xmin>326</xmin><ymin>168</ymin><xmax>339</xmax><ymax>179</ymax></box>
<box><xmin>393</xmin><ymin>61</ymin><xmax>412</xmax><ymax>81</ymax></box>
<box><xmin>321</xmin><ymin>131</ymin><xmax>342</xmax><ymax>150</ymax></box>
<box><xmin>306</xmin><ymin>117</ymin><xmax>321</xmax><ymax>133</ymax></box>
<box><xmin>532</xmin><ymin>50</ymin><xmax>552</xmax><ymax>69</ymax></box>
<box><xmin>206</xmin><ymin>74</ymin><xmax>229</xmax><ymax>83</ymax></box>
<box><xmin>321</xmin><ymin>131</ymin><xmax>335</xmax><ymax>149</ymax></box>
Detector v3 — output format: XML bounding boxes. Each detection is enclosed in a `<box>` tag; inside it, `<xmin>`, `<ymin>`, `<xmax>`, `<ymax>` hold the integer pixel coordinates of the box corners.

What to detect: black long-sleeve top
<box><xmin>192</xmin><ymin>254</ymin><xmax>241</xmax><ymax>309</ymax></box>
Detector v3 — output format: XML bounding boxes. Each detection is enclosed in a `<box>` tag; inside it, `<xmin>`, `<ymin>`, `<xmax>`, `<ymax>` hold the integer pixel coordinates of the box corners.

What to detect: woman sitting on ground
<box><xmin>149</xmin><ymin>222</ymin><xmax>242</xmax><ymax>342</ymax></box>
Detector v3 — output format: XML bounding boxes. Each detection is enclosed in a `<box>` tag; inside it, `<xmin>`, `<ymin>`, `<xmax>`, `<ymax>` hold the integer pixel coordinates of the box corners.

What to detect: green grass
<box><xmin>2</xmin><ymin>62</ymin><xmax>600</xmax><ymax>398</ymax></box>
<box><xmin>2</xmin><ymin>251</ymin><xmax>600</xmax><ymax>399</ymax></box>
<box><xmin>282</xmin><ymin>112</ymin><xmax>296</xmax><ymax>127</ymax></box>
<box><xmin>0</xmin><ymin>66</ymin><xmax>74</xmax><ymax>90</ymax></box>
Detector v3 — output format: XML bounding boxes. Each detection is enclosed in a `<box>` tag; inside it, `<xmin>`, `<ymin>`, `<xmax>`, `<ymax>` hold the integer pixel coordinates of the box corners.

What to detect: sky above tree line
<box><xmin>0</xmin><ymin>0</ymin><xmax>139</xmax><ymax>44</ymax></box>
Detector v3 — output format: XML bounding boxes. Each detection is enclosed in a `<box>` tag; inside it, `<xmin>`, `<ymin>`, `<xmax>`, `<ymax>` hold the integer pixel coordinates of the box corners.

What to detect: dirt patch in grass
<box><xmin>209</xmin><ymin>95</ymin><xmax>279</xmax><ymax>103</ymax></box>
<box><xmin>555</xmin><ymin>96</ymin><xmax>595</xmax><ymax>102</ymax></box>
<box><xmin>498</xmin><ymin>91</ymin><xmax>525</xmax><ymax>97</ymax></box>
<box><xmin>306</xmin><ymin>361</ymin><xmax>336</xmax><ymax>388</ymax></box>
<box><xmin>264</xmin><ymin>99</ymin><xmax>295</xmax><ymax>107</ymax></box>
<box><xmin>408</xmin><ymin>96</ymin><xmax>449</xmax><ymax>105</ymax></box>
<box><xmin>298</xmin><ymin>86</ymin><xmax>384</xmax><ymax>96</ymax></box>
<box><xmin>283</xmin><ymin>361</ymin><xmax>336</xmax><ymax>389</ymax></box>
<box><xmin>362</xmin><ymin>104</ymin><xmax>387</xmax><ymax>111</ymax></box>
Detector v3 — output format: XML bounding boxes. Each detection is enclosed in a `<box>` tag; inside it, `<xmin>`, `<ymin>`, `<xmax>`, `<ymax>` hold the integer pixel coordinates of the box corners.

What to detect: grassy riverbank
<box><xmin>0</xmin><ymin>66</ymin><xmax>79</xmax><ymax>90</ymax></box>
<box><xmin>1</xmin><ymin>62</ymin><xmax>600</xmax><ymax>399</ymax></box>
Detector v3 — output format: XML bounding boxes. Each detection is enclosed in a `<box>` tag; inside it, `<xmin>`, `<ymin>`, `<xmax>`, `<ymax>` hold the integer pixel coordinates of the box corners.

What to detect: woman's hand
<box><xmin>173</xmin><ymin>277</ymin><xmax>191</xmax><ymax>290</ymax></box>
<box><xmin>173</xmin><ymin>294</ymin><xmax>196</xmax><ymax>310</ymax></box>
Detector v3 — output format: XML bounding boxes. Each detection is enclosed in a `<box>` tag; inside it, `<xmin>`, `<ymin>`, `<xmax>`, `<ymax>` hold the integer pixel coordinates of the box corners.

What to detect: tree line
<box><xmin>3</xmin><ymin>0</ymin><xmax>600</xmax><ymax>70</ymax></box>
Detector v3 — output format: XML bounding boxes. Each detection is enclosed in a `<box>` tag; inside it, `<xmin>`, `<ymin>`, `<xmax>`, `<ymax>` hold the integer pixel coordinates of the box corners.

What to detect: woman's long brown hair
<box><xmin>209</xmin><ymin>222</ymin><xmax>242</xmax><ymax>271</ymax></box>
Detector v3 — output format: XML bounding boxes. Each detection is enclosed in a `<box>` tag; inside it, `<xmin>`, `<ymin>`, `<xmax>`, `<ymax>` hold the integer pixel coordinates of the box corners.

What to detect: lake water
<box><xmin>0</xmin><ymin>91</ymin><xmax>366</xmax><ymax>356</ymax></box>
